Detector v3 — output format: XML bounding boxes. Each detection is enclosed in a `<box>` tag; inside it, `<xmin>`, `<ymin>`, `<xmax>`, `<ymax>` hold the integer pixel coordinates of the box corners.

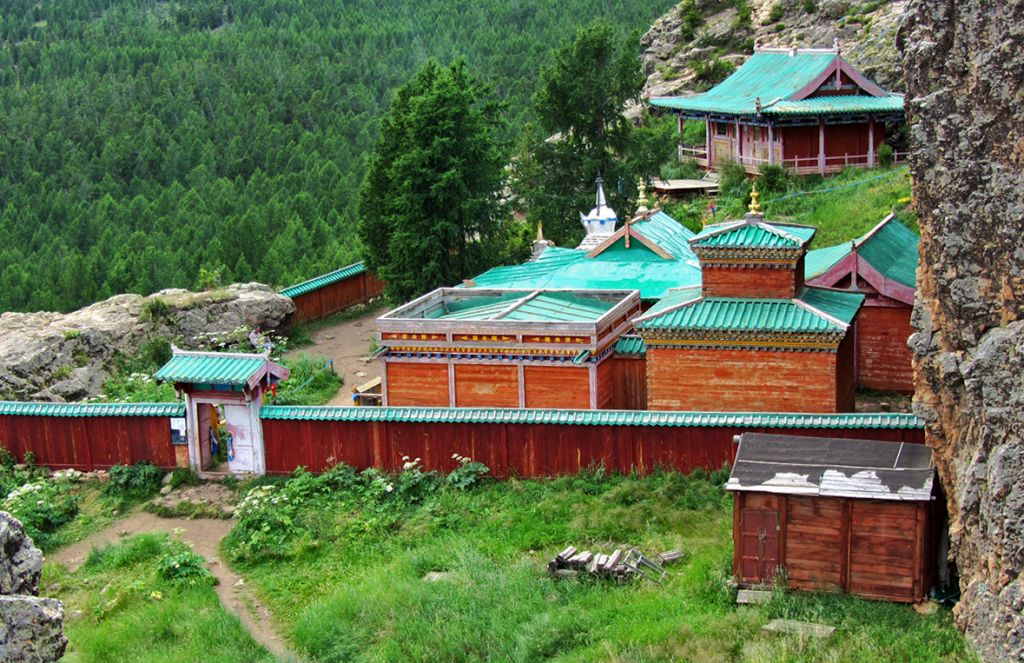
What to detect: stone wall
<box><xmin>899</xmin><ymin>1</ymin><xmax>1024</xmax><ymax>659</ymax></box>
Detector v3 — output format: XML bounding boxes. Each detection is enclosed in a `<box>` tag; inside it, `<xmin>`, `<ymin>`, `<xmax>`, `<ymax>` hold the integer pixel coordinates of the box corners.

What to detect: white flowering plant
<box><xmin>2</xmin><ymin>479</ymin><xmax>80</xmax><ymax>550</ymax></box>
<box><xmin>156</xmin><ymin>548</ymin><xmax>215</xmax><ymax>587</ymax></box>
<box><xmin>446</xmin><ymin>454</ymin><xmax>490</xmax><ymax>491</ymax></box>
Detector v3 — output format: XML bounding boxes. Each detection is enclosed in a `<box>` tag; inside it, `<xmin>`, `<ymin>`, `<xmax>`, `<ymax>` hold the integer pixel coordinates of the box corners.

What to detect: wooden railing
<box><xmin>679</xmin><ymin>143</ymin><xmax>909</xmax><ymax>175</ymax></box>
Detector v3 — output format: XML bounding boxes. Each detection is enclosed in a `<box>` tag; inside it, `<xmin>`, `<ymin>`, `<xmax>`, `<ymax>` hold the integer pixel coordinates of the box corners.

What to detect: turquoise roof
<box><xmin>613</xmin><ymin>335</ymin><xmax>646</xmax><ymax>356</ymax></box>
<box><xmin>803</xmin><ymin>216</ymin><xmax>919</xmax><ymax>288</ymax></box>
<box><xmin>693</xmin><ymin>218</ymin><xmax>816</xmax><ymax>249</ymax></box>
<box><xmin>260</xmin><ymin>405</ymin><xmax>921</xmax><ymax>429</ymax></box>
<box><xmin>280</xmin><ymin>262</ymin><xmax>366</xmax><ymax>298</ymax></box>
<box><xmin>636</xmin><ymin>287</ymin><xmax>863</xmax><ymax>333</ymax></box>
<box><xmin>155</xmin><ymin>352</ymin><xmax>270</xmax><ymax>385</ymax></box>
<box><xmin>468</xmin><ymin>212</ymin><xmax>702</xmax><ymax>300</ymax></box>
<box><xmin>643</xmin><ymin>286</ymin><xmax>703</xmax><ymax>316</ymax></box>
<box><xmin>418</xmin><ymin>290</ymin><xmax>617</xmax><ymax>323</ymax></box>
<box><xmin>648</xmin><ymin>50</ymin><xmax>903</xmax><ymax>117</ymax></box>
<box><xmin>0</xmin><ymin>401</ymin><xmax>184</xmax><ymax>417</ymax></box>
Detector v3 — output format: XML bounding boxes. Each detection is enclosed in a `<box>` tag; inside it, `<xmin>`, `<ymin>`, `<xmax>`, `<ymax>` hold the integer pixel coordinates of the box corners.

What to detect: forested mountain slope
<box><xmin>0</xmin><ymin>0</ymin><xmax>675</xmax><ymax>313</ymax></box>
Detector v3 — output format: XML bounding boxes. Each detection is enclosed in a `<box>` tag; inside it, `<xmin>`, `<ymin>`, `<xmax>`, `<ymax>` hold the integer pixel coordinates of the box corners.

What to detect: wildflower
<box><xmin>385</xmin><ymin>484</ymin><xmax>394</xmax><ymax>493</ymax></box>
<box><xmin>149</xmin><ymin>591</ymin><xmax>163</xmax><ymax>601</ymax></box>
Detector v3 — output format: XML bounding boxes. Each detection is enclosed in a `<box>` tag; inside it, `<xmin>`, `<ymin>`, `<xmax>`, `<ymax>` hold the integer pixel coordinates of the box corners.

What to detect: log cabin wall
<box><xmin>733</xmin><ymin>490</ymin><xmax>934</xmax><ymax>602</ymax></box>
<box><xmin>646</xmin><ymin>347</ymin><xmax>840</xmax><ymax>412</ymax></box>
<box><xmin>856</xmin><ymin>305</ymin><xmax>914</xmax><ymax>392</ymax></box>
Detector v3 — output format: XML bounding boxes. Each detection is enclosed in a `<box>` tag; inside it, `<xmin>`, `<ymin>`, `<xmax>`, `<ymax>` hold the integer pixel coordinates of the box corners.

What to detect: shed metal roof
<box><xmin>280</xmin><ymin>261</ymin><xmax>367</xmax><ymax>298</ymax></box>
<box><xmin>727</xmin><ymin>432</ymin><xmax>934</xmax><ymax>501</ymax></box>
<box><xmin>648</xmin><ymin>50</ymin><xmax>903</xmax><ymax>117</ymax></box>
<box><xmin>0</xmin><ymin>401</ymin><xmax>185</xmax><ymax>417</ymax></box>
<box><xmin>260</xmin><ymin>406</ymin><xmax>922</xmax><ymax>429</ymax></box>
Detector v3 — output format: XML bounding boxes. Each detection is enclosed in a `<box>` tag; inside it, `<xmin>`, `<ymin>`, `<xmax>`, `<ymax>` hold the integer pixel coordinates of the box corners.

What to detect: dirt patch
<box><xmin>47</xmin><ymin>511</ymin><xmax>295</xmax><ymax>660</ymax></box>
<box><xmin>148</xmin><ymin>482</ymin><xmax>236</xmax><ymax>518</ymax></box>
<box><xmin>287</xmin><ymin>308</ymin><xmax>383</xmax><ymax>406</ymax></box>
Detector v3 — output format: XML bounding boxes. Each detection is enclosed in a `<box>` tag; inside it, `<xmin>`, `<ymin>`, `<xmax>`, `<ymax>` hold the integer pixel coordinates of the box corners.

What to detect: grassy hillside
<box><xmin>214</xmin><ymin>466</ymin><xmax>970</xmax><ymax>663</ymax></box>
<box><xmin>0</xmin><ymin>0</ymin><xmax>676</xmax><ymax>313</ymax></box>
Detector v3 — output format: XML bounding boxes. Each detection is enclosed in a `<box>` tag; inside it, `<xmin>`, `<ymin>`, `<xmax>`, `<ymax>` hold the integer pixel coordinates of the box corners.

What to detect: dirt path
<box><xmin>287</xmin><ymin>308</ymin><xmax>383</xmax><ymax>406</ymax></box>
<box><xmin>49</xmin><ymin>511</ymin><xmax>296</xmax><ymax>661</ymax></box>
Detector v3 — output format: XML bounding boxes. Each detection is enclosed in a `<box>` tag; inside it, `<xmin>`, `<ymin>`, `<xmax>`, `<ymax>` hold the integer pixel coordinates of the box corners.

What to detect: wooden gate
<box><xmin>739</xmin><ymin>508</ymin><xmax>780</xmax><ymax>585</ymax></box>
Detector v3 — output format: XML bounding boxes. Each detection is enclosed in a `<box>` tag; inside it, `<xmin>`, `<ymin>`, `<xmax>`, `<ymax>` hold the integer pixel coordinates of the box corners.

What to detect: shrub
<box><xmin>681</xmin><ymin>119</ymin><xmax>707</xmax><ymax>148</ymax></box>
<box><xmin>84</xmin><ymin>533</ymin><xmax>168</xmax><ymax>570</ymax></box>
<box><xmin>167</xmin><ymin>468</ymin><xmax>201</xmax><ymax>490</ymax></box>
<box><xmin>272</xmin><ymin>354</ymin><xmax>343</xmax><ymax>406</ymax></box>
<box><xmin>157</xmin><ymin>549</ymin><xmax>216</xmax><ymax>587</ymax></box>
<box><xmin>140</xmin><ymin>297</ymin><xmax>171</xmax><ymax>322</ymax></box>
<box><xmin>446</xmin><ymin>454</ymin><xmax>490</xmax><ymax>491</ymax></box>
<box><xmin>692</xmin><ymin>58</ymin><xmax>735</xmax><ymax>88</ymax></box>
<box><xmin>877</xmin><ymin>143</ymin><xmax>894</xmax><ymax>167</ymax></box>
<box><xmin>803</xmin><ymin>0</ymin><xmax>817</xmax><ymax>12</ymax></box>
<box><xmin>660</xmin><ymin>159</ymin><xmax>704</xmax><ymax>181</ymax></box>
<box><xmin>718</xmin><ymin>159</ymin><xmax>750</xmax><ymax>196</ymax></box>
<box><xmin>137</xmin><ymin>336</ymin><xmax>172</xmax><ymax>369</ymax></box>
<box><xmin>677</xmin><ymin>0</ymin><xmax>703</xmax><ymax>40</ymax></box>
<box><xmin>757</xmin><ymin>164</ymin><xmax>791</xmax><ymax>194</ymax></box>
<box><xmin>2</xmin><ymin>480</ymin><xmax>80</xmax><ymax>550</ymax></box>
<box><xmin>764</xmin><ymin>2</ymin><xmax>785</xmax><ymax>24</ymax></box>
<box><xmin>105</xmin><ymin>462</ymin><xmax>164</xmax><ymax>503</ymax></box>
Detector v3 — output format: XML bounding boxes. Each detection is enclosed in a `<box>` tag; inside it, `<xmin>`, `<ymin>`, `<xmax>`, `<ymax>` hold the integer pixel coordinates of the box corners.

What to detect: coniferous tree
<box><xmin>357</xmin><ymin>60</ymin><xmax>511</xmax><ymax>302</ymax></box>
<box><xmin>512</xmin><ymin>21</ymin><xmax>675</xmax><ymax>246</ymax></box>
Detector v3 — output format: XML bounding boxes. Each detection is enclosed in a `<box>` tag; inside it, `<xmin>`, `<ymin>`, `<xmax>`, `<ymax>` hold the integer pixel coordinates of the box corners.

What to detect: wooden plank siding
<box><xmin>384</xmin><ymin>362</ymin><xmax>449</xmax><ymax>406</ymax></box>
<box><xmin>289</xmin><ymin>270</ymin><xmax>385</xmax><ymax>322</ymax></box>
<box><xmin>607</xmin><ymin>357</ymin><xmax>647</xmax><ymax>410</ymax></box>
<box><xmin>261</xmin><ymin>418</ymin><xmax>922</xmax><ymax>477</ymax></box>
<box><xmin>702</xmin><ymin>262</ymin><xmax>804</xmax><ymax>299</ymax></box>
<box><xmin>0</xmin><ymin>415</ymin><xmax>177</xmax><ymax>470</ymax></box>
<box><xmin>856</xmin><ymin>306</ymin><xmax>914</xmax><ymax>393</ymax></box>
<box><xmin>454</xmin><ymin>364</ymin><xmax>520</xmax><ymax>408</ymax></box>
<box><xmin>523</xmin><ymin>365</ymin><xmax>591</xmax><ymax>409</ymax></box>
<box><xmin>733</xmin><ymin>490</ymin><xmax>935</xmax><ymax>602</ymax></box>
<box><xmin>647</xmin><ymin>347</ymin><xmax>843</xmax><ymax>412</ymax></box>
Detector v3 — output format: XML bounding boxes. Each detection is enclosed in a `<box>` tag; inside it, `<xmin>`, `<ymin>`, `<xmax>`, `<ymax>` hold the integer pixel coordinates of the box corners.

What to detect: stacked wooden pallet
<box><xmin>547</xmin><ymin>546</ymin><xmax>683</xmax><ymax>583</ymax></box>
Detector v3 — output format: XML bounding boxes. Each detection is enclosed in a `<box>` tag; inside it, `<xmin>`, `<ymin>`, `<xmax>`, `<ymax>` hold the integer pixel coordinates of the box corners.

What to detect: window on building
<box><xmin>715</xmin><ymin>123</ymin><xmax>729</xmax><ymax>137</ymax></box>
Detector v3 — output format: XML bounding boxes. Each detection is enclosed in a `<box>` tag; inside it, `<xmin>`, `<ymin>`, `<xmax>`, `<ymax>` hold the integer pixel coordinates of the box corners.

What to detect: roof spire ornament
<box><xmin>748</xmin><ymin>184</ymin><xmax>762</xmax><ymax>219</ymax></box>
<box><xmin>576</xmin><ymin>175</ymin><xmax>619</xmax><ymax>250</ymax></box>
<box><xmin>636</xmin><ymin>177</ymin><xmax>650</xmax><ymax>215</ymax></box>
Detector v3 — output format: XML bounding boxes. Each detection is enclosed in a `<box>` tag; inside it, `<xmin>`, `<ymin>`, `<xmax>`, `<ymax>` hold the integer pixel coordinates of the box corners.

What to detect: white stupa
<box><xmin>576</xmin><ymin>176</ymin><xmax>618</xmax><ymax>251</ymax></box>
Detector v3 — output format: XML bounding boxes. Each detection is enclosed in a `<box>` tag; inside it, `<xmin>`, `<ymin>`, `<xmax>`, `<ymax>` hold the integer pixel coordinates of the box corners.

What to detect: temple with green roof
<box><xmin>635</xmin><ymin>191</ymin><xmax>864</xmax><ymax>413</ymax></box>
<box><xmin>649</xmin><ymin>43</ymin><xmax>906</xmax><ymax>175</ymax></box>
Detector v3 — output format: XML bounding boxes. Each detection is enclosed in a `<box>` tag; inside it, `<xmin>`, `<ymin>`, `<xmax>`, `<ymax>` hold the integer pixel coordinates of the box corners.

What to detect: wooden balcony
<box><xmin>678</xmin><ymin>143</ymin><xmax>908</xmax><ymax>176</ymax></box>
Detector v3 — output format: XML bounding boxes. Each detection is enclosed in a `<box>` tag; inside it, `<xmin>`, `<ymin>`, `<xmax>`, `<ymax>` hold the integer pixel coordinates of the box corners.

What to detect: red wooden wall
<box><xmin>857</xmin><ymin>306</ymin><xmax>914</xmax><ymax>393</ymax></box>
<box><xmin>702</xmin><ymin>263</ymin><xmax>803</xmax><ymax>299</ymax></box>
<box><xmin>0</xmin><ymin>415</ymin><xmax>177</xmax><ymax>470</ymax></box>
<box><xmin>290</xmin><ymin>271</ymin><xmax>385</xmax><ymax>322</ymax></box>
<box><xmin>261</xmin><ymin>417</ymin><xmax>923</xmax><ymax>477</ymax></box>
<box><xmin>385</xmin><ymin>362</ymin><xmax>449</xmax><ymax>406</ymax></box>
<box><xmin>647</xmin><ymin>347</ymin><xmax>846</xmax><ymax>413</ymax></box>
<box><xmin>607</xmin><ymin>357</ymin><xmax>646</xmax><ymax>410</ymax></box>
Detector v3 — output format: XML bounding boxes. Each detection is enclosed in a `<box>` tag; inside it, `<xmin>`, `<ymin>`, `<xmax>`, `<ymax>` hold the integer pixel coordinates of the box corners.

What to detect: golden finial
<box><xmin>636</xmin><ymin>177</ymin><xmax>650</xmax><ymax>215</ymax></box>
<box><xmin>536</xmin><ymin>221</ymin><xmax>545</xmax><ymax>242</ymax></box>
<box><xmin>749</xmin><ymin>184</ymin><xmax>761</xmax><ymax>215</ymax></box>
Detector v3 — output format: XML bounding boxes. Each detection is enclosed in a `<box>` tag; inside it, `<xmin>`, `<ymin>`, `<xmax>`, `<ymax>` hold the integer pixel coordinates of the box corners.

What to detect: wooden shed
<box><xmin>727</xmin><ymin>432</ymin><xmax>940</xmax><ymax>603</ymax></box>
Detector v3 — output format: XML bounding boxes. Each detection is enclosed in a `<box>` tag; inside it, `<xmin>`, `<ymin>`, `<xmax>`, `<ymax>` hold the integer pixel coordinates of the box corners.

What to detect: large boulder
<box><xmin>0</xmin><ymin>512</ymin><xmax>65</xmax><ymax>662</ymax></box>
<box><xmin>0</xmin><ymin>283</ymin><xmax>296</xmax><ymax>402</ymax></box>
<box><xmin>900</xmin><ymin>0</ymin><xmax>1024</xmax><ymax>659</ymax></box>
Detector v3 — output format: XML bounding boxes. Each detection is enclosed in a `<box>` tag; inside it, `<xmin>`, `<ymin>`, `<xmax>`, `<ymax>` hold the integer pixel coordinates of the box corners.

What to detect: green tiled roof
<box><xmin>280</xmin><ymin>262</ymin><xmax>366</xmax><ymax>298</ymax></box>
<box><xmin>648</xmin><ymin>51</ymin><xmax>903</xmax><ymax>117</ymax></box>
<box><xmin>803</xmin><ymin>216</ymin><xmax>919</xmax><ymax>288</ymax></box>
<box><xmin>613</xmin><ymin>335</ymin><xmax>646</xmax><ymax>356</ymax></box>
<box><xmin>636</xmin><ymin>287</ymin><xmax>863</xmax><ymax>333</ymax></box>
<box><xmin>643</xmin><ymin>287</ymin><xmax>702</xmax><ymax>316</ymax></box>
<box><xmin>260</xmin><ymin>405</ymin><xmax>922</xmax><ymax>430</ymax></box>
<box><xmin>467</xmin><ymin>213</ymin><xmax>702</xmax><ymax>300</ymax></box>
<box><xmin>693</xmin><ymin>219</ymin><xmax>816</xmax><ymax>249</ymax></box>
<box><xmin>0</xmin><ymin>401</ymin><xmax>184</xmax><ymax>417</ymax></box>
<box><xmin>856</xmin><ymin>217</ymin><xmax>919</xmax><ymax>289</ymax></box>
<box><xmin>427</xmin><ymin>291</ymin><xmax>616</xmax><ymax>323</ymax></box>
<box><xmin>155</xmin><ymin>353</ymin><xmax>268</xmax><ymax>385</ymax></box>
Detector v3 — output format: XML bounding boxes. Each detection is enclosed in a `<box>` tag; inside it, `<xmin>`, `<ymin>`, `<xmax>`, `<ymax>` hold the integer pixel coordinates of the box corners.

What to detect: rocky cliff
<box><xmin>641</xmin><ymin>0</ymin><xmax>907</xmax><ymax>99</ymax></box>
<box><xmin>0</xmin><ymin>512</ymin><xmax>66</xmax><ymax>661</ymax></box>
<box><xmin>0</xmin><ymin>284</ymin><xmax>295</xmax><ymax>402</ymax></box>
<box><xmin>900</xmin><ymin>0</ymin><xmax>1024</xmax><ymax>659</ymax></box>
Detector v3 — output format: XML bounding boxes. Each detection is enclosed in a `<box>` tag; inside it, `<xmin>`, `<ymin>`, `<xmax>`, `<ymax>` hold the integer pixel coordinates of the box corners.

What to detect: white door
<box><xmin>224</xmin><ymin>404</ymin><xmax>256</xmax><ymax>474</ymax></box>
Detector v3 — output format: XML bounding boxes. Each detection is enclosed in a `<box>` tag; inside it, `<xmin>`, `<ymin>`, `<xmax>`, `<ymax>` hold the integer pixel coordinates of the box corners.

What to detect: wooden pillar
<box><xmin>380</xmin><ymin>361</ymin><xmax>389</xmax><ymax>407</ymax></box>
<box><xmin>735</xmin><ymin>118</ymin><xmax>742</xmax><ymax>162</ymax></box>
<box><xmin>767</xmin><ymin>123</ymin><xmax>775</xmax><ymax>165</ymax></box>
<box><xmin>868</xmin><ymin>117</ymin><xmax>876</xmax><ymax>167</ymax></box>
<box><xmin>818</xmin><ymin>118</ymin><xmax>826</xmax><ymax>175</ymax></box>
<box><xmin>677</xmin><ymin>113</ymin><xmax>684</xmax><ymax>161</ymax></box>
<box><xmin>517</xmin><ymin>363</ymin><xmax>525</xmax><ymax>408</ymax></box>
<box><xmin>448</xmin><ymin>362</ymin><xmax>456</xmax><ymax>407</ymax></box>
<box><xmin>705</xmin><ymin>116</ymin><xmax>712</xmax><ymax>165</ymax></box>
<box><xmin>588</xmin><ymin>364</ymin><xmax>598</xmax><ymax>410</ymax></box>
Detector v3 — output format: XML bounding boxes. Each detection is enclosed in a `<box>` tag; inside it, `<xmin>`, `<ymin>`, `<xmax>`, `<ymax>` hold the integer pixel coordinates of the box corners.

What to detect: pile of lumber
<box><xmin>547</xmin><ymin>545</ymin><xmax>683</xmax><ymax>583</ymax></box>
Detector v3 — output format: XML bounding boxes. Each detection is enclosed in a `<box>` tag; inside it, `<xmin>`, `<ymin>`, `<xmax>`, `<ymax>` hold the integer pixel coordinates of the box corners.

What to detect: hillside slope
<box><xmin>641</xmin><ymin>0</ymin><xmax>907</xmax><ymax>99</ymax></box>
<box><xmin>0</xmin><ymin>0</ymin><xmax>675</xmax><ymax>314</ymax></box>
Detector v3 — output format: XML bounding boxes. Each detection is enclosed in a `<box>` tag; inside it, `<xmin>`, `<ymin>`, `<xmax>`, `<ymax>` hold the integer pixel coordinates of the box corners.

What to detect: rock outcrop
<box><xmin>0</xmin><ymin>283</ymin><xmax>295</xmax><ymax>402</ymax></box>
<box><xmin>641</xmin><ymin>0</ymin><xmax>907</xmax><ymax>99</ymax></box>
<box><xmin>900</xmin><ymin>0</ymin><xmax>1024</xmax><ymax>659</ymax></box>
<box><xmin>0</xmin><ymin>512</ymin><xmax>66</xmax><ymax>662</ymax></box>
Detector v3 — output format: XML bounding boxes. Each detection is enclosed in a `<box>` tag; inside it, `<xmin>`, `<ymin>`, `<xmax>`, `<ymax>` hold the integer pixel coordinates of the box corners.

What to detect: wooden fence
<box><xmin>260</xmin><ymin>408</ymin><xmax>925</xmax><ymax>477</ymax></box>
<box><xmin>0</xmin><ymin>403</ymin><xmax>182</xmax><ymax>471</ymax></box>
<box><xmin>281</xmin><ymin>262</ymin><xmax>385</xmax><ymax>323</ymax></box>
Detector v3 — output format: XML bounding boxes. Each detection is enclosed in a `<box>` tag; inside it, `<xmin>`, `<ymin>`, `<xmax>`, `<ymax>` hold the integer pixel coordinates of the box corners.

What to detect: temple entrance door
<box><xmin>223</xmin><ymin>403</ymin><xmax>260</xmax><ymax>475</ymax></box>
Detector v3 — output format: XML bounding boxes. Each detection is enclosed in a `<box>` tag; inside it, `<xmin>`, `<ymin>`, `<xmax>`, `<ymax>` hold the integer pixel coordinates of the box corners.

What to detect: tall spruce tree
<box><xmin>513</xmin><ymin>21</ymin><xmax>675</xmax><ymax>246</ymax></box>
<box><xmin>357</xmin><ymin>60</ymin><xmax>512</xmax><ymax>302</ymax></box>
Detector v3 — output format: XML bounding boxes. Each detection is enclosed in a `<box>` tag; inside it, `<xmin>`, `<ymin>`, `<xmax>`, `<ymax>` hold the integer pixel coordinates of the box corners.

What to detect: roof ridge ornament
<box><xmin>746</xmin><ymin>184</ymin><xmax>762</xmax><ymax>222</ymax></box>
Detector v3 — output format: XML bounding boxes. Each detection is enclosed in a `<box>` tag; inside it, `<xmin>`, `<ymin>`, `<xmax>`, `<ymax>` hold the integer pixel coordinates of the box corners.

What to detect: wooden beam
<box><xmin>818</xmin><ymin>119</ymin><xmax>826</xmax><ymax>175</ymax></box>
<box><xmin>588</xmin><ymin>364</ymin><xmax>598</xmax><ymax>410</ymax></box>
<box><xmin>517</xmin><ymin>363</ymin><xmax>525</xmax><ymax>408</ymax></box>
<box><xmin>767</xmin><ymin>123</ymin><xmax>775</xmax><ymax>165</ymax></box>
<box><xmin>868</xmin><ymin>116</ymin><xmax>875</xmax><ymax>167</ymax></box>
<box><xmin>448</xmin><ymin>362</ymin><xmax>456</xmax><ymax>407</ymax></box>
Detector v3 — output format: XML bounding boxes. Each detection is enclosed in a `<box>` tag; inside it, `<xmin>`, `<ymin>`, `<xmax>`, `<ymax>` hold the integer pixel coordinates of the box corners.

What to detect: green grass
<box><xmin>225</xmin><ymin>469</ymin><xmax>973</xmax><ymax>662</ymax></box>
<box><xmin>46</xmin><ymin>533</ymin><xmax>272</xmax><ymax>663</ymax></box>
<box><xmin>272</xmin><ymin>353</ymin><xmax>344</xmax><ymax>405</ymax></box>
<box><xmin>662</xmin><ymin>166</ymin><xmax>915</xmax><ymax>247</ymax></box>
